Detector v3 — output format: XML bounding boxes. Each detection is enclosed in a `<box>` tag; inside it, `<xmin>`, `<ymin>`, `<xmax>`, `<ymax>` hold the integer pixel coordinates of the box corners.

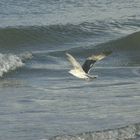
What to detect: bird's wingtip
<box><xmin>65</xmin><ymin>52</ymin><xmax>70</xmax><ymax>56</ymax></box>
<box><xmin>102</xmin><ymin>50</ymin><xmax>112</xmax><ymax>56</ymax></box>
<box><xmin>87</xmin><ymin>50</ymin><xmax>112</xmax><ymax>61</ymax></box>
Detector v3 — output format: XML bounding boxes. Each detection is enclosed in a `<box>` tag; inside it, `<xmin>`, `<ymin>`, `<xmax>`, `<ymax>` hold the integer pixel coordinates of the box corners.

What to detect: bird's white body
<box><xmin>69</xmin><ymin>69</ymin><xmax>89</xmax><ymax>79</ymax></box>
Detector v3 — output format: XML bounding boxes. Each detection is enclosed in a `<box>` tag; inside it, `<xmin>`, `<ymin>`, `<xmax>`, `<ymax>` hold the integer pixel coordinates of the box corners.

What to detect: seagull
<box><xmin>66</xmin><ymin>51</ymin><xmax>112</xmax><ymax>80</ymax></box>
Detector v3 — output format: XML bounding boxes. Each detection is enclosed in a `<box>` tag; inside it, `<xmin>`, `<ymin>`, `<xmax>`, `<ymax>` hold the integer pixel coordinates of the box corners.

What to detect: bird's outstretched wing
<box><xmin>82</xmin><ymin>51</ymin><xmax>112</xmax><ymax>73</ymax></box>
<box><xmin>66</xmin><ymin>53</ymin><xmax>83</xmax><ymax>71</ymax></box>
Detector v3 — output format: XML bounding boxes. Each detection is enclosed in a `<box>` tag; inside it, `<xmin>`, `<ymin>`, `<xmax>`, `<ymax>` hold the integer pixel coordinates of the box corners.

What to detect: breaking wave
<box><xmin>51</xmin><ymin>123</ymin><xmax>140</xmax><ymax>140</ymax></box>
<box><xmin>0</xmin><ymin>52</ymin><xmax>32</xmax><ymax>77</ymax></box>
<box><xmin>0</xmin><ymin>21</ymin><xmax>140</xmax><ymax>75</ymax></box>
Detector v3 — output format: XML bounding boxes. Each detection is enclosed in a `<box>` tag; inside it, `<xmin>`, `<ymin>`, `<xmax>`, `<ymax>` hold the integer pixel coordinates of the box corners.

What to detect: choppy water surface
<box><xmin>0</xmin><ymin>0</ymin><xmax>140</xmax><ymax>140</ymax></box>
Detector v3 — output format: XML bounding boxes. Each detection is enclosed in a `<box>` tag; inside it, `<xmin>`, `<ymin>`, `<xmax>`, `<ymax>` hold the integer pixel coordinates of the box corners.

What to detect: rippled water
<box><xmin>0</xmin><ymin>0</ymin><xmax>140</xmax><ymax>140</ymax></box>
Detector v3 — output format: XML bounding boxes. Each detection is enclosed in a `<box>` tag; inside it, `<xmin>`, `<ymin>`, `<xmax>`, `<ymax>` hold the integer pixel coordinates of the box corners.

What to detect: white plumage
<box><xmin>66</xmin><ymin>51</ymin><xmax>111</xmax><ymax>80</ymax></box>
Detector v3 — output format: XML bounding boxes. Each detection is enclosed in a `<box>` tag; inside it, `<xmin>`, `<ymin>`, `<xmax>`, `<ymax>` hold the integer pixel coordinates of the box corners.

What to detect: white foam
<box><xmin>52</xmin><ymin>123</ymin><xmax>140</xmax><ymax>140</ymax></box>
<box><xmin>19</xmin><ymin>52</ymin><xmax>33</xmax><ymax>61</ymax></box>
<box><xmin>0</xmin><ymin>52</ymin><xmax>32</xmax><ymax>77</ymax></box>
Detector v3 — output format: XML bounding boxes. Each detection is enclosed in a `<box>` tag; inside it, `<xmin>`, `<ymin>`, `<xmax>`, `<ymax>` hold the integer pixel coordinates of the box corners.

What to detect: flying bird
<box><xmin>66</xmin><ymin>51</ymin><xmax>111</xmax><ymax>80</ymax></box>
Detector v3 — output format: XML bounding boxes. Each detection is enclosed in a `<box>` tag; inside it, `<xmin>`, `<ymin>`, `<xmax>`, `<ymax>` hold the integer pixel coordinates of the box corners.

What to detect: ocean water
<box><xmin>0</xmin><ymin>0</ymin><xmax>140</xmax><ymax>140</ymax></box>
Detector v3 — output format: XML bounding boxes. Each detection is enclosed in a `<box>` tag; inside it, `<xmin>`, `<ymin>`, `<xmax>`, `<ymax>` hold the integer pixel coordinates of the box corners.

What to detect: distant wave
<box><xmin>0</xmin><ymin>22</ymin><xmax>110</xmax><ymax>47</ymax></box>
<box><xmin>0</xmin><ymin>20</ymin><xmax>139</xmax><ymax>48</ymax></box>
<box><xmin>50</xmin><ymin>122</ymin><xmax>140</xmax><ymax>140</ymax></box>
<box><xmin>0</xmin><ymin>52</ymin><xmax>32</xmax><ymax>77</ymax></box>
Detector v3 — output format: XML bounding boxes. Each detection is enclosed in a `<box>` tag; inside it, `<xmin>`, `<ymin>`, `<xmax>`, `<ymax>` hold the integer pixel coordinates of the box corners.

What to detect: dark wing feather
<box><xmin>82</xmin><ymin>51</ymin><xmax>112</xmax><ymax>73</ymax></box>
<box><xmin>82</xmin><ymin>60</ymin><xmax>96</xmax><ymax>73</ymax></box>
